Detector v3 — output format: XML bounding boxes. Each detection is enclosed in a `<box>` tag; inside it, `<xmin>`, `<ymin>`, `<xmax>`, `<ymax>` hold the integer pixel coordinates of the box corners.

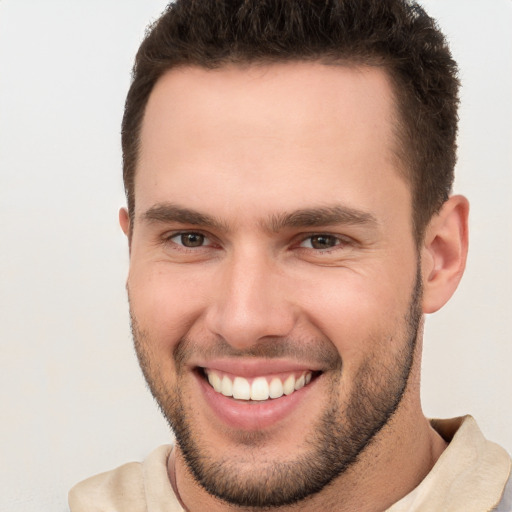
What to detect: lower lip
<box><xmin>196</xmin><ymin>372</ymin><xmax>317</xmax><ymax>431</ymax></box>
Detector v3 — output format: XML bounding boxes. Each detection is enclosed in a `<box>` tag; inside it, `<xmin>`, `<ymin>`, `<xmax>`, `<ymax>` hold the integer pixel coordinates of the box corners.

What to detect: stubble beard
<box><xmin>131</xmin><ymin>272</ymin><xmax>422</xmax><ymax>509</ymax></box>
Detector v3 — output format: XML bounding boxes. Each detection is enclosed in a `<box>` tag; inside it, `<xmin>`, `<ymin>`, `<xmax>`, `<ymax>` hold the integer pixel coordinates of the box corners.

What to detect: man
<box><xmin>69</xmin><ymin>0</ymin><xmax>511</xmax><ymax>510</ymax></box>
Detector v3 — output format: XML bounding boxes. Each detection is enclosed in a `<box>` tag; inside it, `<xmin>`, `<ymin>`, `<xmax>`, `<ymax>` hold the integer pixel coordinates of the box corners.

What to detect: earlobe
<box><xmin>421</xmin><ymin>195</ymin><xmax>469</xmax><ymax>314</ymax></box>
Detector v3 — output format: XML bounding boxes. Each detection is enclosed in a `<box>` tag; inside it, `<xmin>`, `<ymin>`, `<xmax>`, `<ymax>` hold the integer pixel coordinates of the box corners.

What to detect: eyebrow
<box><xmin>266</xmin><ymin>206</ymin><xmax>378</xmax><ymax>232</ymax></box>
<box><xmin>141</xmin><ymin>203</ymin><xmax>230</xmax><ymax>231</ymax></box>
<box><xmin>141</xmin><ymin>202</ymin><xmax>378</xmax><ymax>233</ymax></box>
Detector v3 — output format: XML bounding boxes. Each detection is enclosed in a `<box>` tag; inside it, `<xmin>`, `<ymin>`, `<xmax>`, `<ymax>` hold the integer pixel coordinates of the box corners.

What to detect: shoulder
<box><xmin>494</xmin><ymin>473</ymin><xmax>512</xmax><ymax>511</ymax></box>
<box><xmin>389</xmin><ymin>416</ymin><xmax>512</xmax><ymax>511</ymax></box>
<box><xmin>68</xmin><ymin>461</ymin><xmax>145</xmax><ymax>512</ymax></box>
<box><xmin>68</xmin><ymin>445</ymin><xmax>174</xmax><ymax>512</ymax></box>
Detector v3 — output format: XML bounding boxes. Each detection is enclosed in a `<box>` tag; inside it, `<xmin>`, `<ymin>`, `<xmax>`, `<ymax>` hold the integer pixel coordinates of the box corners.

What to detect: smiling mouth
<box><xmin>200</xmin><ymin>368</ymin><xmax>320</xmax><ymax>401</ymax></box>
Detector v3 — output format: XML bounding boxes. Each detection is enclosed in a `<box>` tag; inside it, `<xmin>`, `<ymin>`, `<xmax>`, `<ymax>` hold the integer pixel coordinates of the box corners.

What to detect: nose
<box><xmin>204</xmin><ymin>248</ymin><xmax>296</xmax><ymax>350</ymax></box>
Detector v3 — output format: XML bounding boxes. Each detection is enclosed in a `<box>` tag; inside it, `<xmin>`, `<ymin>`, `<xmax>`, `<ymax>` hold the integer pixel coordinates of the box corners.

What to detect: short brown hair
<box><xmin>122</xmin><ymin>0</ymin><xmax>459</xmax><ymax>241</ymax></box>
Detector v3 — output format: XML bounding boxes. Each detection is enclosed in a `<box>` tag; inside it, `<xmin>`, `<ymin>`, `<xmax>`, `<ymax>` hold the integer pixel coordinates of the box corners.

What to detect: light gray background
<box><xmin>0</xmin><ymin>1</ymin><xmax>511</xmax><ymax>511</ymax></box>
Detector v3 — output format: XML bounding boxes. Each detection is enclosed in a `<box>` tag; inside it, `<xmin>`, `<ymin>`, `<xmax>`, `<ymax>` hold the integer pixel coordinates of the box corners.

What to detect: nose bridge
<box><xmin>206</xmin><ymin>243</ymin><xmax>295</xmax><ymax>348</ymax></box>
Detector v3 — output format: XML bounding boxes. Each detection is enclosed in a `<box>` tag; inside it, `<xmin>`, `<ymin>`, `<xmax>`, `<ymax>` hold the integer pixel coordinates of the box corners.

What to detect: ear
<box><xmin>421</xmin><ymin>195</ymin><xmax>469</xmax><ymax>314</ymax></box>
<box><xmin>119</xmin><ymin>207</ymin><xmax>131</xmax><ymax>245</ymax></box>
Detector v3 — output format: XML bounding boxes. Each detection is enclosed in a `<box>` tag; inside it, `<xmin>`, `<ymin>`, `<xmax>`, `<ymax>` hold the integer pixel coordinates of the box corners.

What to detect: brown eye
<box><xmin>301</xmin><ymin>234</ymin><xmax>340</xmax><ymax>250</ymax></box>
<box><xmin>170</xmin><ymin>232</ymin><xmax>206</xmax><ymax>247</ymax></box>
<box><xmin>181</xmin><ymin>233</ymin><xmax>205</xmax><ymax>247</ymax></box>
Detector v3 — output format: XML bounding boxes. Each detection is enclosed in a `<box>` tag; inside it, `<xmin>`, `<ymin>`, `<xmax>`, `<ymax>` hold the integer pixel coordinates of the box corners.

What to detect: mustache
<box><xmin>173</xmin><ymin>334</ymin><xmax>342</xmax><ymax>372</ymax></box>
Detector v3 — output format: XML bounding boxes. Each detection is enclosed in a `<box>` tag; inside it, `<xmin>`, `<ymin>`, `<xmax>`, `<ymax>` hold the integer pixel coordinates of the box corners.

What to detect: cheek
<box><xmin>296</xmin><ymin>268</ymin><xmax>414</xmax><ymax>361</ymax></box>
<box><xmin>128</xmin><ymin>265</ymin><xmax>210</xmax><ymax>350</ymax></box>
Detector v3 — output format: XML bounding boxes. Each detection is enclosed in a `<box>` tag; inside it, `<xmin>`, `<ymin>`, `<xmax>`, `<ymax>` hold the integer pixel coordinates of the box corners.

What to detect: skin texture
<box><xmin>120</xmin><ymin>62</ymin><xmax>469</xmax><ymax>511</ymax></box>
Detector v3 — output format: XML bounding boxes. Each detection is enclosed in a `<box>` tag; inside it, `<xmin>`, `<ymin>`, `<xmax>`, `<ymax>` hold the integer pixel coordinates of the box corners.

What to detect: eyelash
<box><xmin>297</xmin><ymin>233</ymin><xmax>350</xmax><ymax>251</ymax></box>
<box><xmin>162</xmin><ymin>231</ymin><xmax>353</xmax><ymax>253</ymax></box>
<box><xmin>163</xmin><ymin>231</ymin><xmax>215</xmax><ymax>250</ymax></box>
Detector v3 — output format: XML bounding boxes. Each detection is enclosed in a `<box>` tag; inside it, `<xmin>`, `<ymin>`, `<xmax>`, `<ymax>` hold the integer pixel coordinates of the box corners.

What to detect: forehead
<box><xmin>136</xmin><ymin>62</ymin><xmax>408</xmax><ymax>223</ymax></box>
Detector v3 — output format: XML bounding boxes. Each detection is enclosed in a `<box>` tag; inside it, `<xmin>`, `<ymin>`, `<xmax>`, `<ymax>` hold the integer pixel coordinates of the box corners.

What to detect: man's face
<box><xmin>126</xmin><ymin>63</ymin><xmax>422</xmax><ymax>507</ymax></box>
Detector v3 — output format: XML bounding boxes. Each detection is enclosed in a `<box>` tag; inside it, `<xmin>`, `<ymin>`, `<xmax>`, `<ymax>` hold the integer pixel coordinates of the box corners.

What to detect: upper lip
<box><xmin>193</xmin><ymin>358</ymin><xmax>323</xmax><ymax>378</ymax></box>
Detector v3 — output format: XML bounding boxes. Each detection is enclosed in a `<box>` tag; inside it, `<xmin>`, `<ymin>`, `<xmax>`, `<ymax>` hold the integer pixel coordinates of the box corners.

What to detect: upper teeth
<box><xmin>206</xmin><ymin>370</ymin><xmax>312</xmax><ymax>401</ymax></box>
